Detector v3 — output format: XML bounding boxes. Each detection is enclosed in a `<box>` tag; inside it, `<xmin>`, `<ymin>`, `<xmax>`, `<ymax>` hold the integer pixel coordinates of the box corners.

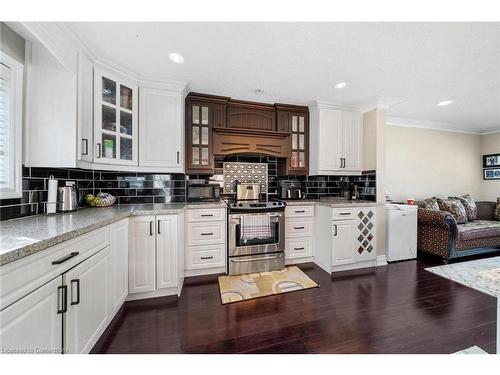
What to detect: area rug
<box><xmin>218</xmin><ymin>266</ymin><xmax>319</xmax><ymax>304</ymax></box>
<box><xmin>454</xmin><ymin>346</ymin><xmax>488</xmax><ymax>354</ymax></box>
<box><xmin>425</xmin><ymin>256</ymin><xmax>500</xmax><ymax>297</ymax></box>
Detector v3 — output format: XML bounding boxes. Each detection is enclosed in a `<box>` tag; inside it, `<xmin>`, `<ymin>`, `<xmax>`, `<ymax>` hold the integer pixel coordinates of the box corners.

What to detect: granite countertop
<box><xmin>0</xmin><ymin>202</ymin><xmax>226</xmax><ymax>266</ymax></box>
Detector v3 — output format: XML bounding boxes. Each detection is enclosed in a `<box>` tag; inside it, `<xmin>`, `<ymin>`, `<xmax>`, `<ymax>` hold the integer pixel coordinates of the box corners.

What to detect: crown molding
<box><xmin>385</xmin><ymin>116</ymin><xmax>498</xmax><ymax>135</ymax></box>
<box><xmin>359</xmin><ymin>95</ymin><xmax>404</xmax><ymax>113</ymax></box>
<box><xmin>312</xmin><ymin>100</ymin><xmax>360</xmax><ymax>112</ymax></box>
<box><xmin>481</xmin><ymin>129</ymin><xmax>500</xmax><ymax>135</ymax></box>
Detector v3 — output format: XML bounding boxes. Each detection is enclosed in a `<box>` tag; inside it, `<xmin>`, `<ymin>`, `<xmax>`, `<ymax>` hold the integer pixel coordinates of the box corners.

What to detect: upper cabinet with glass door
<box><xmin>288</xmin><ymin>112</ymin><xmax>308</xmax><ymax>175</ymax></box>
<box><xmin>93</xmin><ymin>68</ymin><xmax>138</xmax><ymax>166</ymax></box>
<box><xmin>185</xmin><ymin>99</ymin><xmax>214</xmax><ymax>174</ymax></box>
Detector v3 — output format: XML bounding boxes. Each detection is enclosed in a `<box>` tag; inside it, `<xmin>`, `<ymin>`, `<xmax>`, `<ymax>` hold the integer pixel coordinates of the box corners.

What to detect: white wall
<box><xmin>385</xmin><ymin>125</ymin><xmax>482</xmax><ymax>201</ymax></box>
<box><xmin>0</xmin><ymin>23</ymin><xmax>25</xmax><ymax>63</ymax></box>
<box><xmin>480</xmin><ymin>132</ymin><xmax>500</xmax><ymax>201</ymax></box>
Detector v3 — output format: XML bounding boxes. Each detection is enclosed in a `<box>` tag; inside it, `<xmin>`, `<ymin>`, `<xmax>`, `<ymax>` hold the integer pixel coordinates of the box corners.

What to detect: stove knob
<box><xmin>273</xmin><ymin>202</ymin><xmax>277</xmax><ymax>206</ymax></box>
<box><xmin>232</xmin><ymin>203</ymin><xmax>237</xmax><ymax>207</ymax></box>
<box><xmin>238</xmin><ymin>203</ymin><xmax>243</xmax><ymax>207</ymax></box>
<box><xmin>278</xmin><ymin>201</ymin><xmax>282</xmax><ymax>205</ymax></box>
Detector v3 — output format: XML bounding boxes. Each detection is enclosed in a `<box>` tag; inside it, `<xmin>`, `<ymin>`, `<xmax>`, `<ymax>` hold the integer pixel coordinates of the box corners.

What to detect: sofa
<box><xmin>418</xmin><ymin>201</ymin><xmax>500</xmax><ymax>262</ymax></box>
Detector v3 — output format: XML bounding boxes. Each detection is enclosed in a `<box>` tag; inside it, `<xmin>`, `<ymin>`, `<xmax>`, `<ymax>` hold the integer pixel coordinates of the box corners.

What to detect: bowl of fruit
<box><xmin>85</xmin><ymin>192</ymin><xmax>117</xmax><ymax>207</ymax></box>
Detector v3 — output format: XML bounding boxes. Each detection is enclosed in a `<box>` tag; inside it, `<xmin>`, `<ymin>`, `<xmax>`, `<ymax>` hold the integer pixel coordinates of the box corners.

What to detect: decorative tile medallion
<box><xmin>223</xmin><ymin>162</ymin><xmax>268</xmax><ymax>194</ymax></box>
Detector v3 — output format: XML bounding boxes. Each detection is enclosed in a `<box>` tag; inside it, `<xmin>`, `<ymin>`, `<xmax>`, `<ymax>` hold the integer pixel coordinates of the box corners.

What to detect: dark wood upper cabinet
<box><xmin>185</xmin><ymin>93</ymin><xmax>309</xmax><ymax>175</ymax></box>
<box><xmin>185</xmin><ymin>93</ymin><xmax>229</xmax><ymax>174</ymax></box>
<box><xmin>276</xmin><ymin>104</ymin><xmax>309</xmax><ymax>175</ymax></box>
<box><xmin>227</xmin><ymin>100</ymin><xmax>276</xmax><ymax>132</ymax></box>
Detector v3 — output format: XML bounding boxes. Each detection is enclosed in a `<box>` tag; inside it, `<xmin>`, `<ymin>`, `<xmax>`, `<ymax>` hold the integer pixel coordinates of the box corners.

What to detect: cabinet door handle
<box><xmin>176</xmin><ymin>151</ymin><xmax>180</xmax><ymax>164</ymax></box>
<box><xmin>333</xmin><ymin>224</ymin><xmax>338</xmax><ymax>236</ymax></box>
<box><xmin>96</xmin><ymin>143</ymin><xmax>102</xmax><ymax>158</ymax></box>
<box><xmin>294</xmin><ymin>210</ymin><xmax>306</xmax><ymax>213</ymax></box>
<box><xmin>339</xmin><ymin>212</ymin><xmax>351</xmax><ymax>216</ymax></box>
<box><xmin>293</xmin><ymin>247</ymin><xmax>305</xmax><ymax>251</ymax></box>
<box><xmin>57</xmin><ymin>285</ymin><xmax>68</xmax><ymax>314</ymax></box>
<box><xmin>82</xmin><ymin>139</ymin><xmax>89</xmax><ymax>156</ymax></box>
<box><xmin>200</xmin><ymin>214</ymin><xmax>214</xmax><ymax>217</ymax></box>
<box><xmin>294</xmin><ymin>226</ymin><xmax>305</xmax><ymax>230</ymax></box>
<box><xmin>150</xmin><ymin>221</ymin><xmax>154</xmax><ymax>236</ymax></box>
<box><xmin>201</xmin><ymin>232</ymin><xmax>213</xmax><ymax>236</ymax></box>
<box><xmin>201</xmin><ymin>256</ymin><xmax>214</xmax><ymax>260</ymax></box>
<box><xmin>70</xmin><ymin>279</ymin><xmax>80</xmax><ymax>305</ymax></box>
<box><xmin>157</xmin><ymin>220</ymin><xmax>161</xmax><ymax>234</ymax></box>
<box><xmin>339</xmin><ymin>157</ymin><xmax>342</xmax><ymax>168</ymax></box>
<box><xmin>52</xmin><ymin>252</ymin><xmax>79</xmax><ymax>265</ymax></box>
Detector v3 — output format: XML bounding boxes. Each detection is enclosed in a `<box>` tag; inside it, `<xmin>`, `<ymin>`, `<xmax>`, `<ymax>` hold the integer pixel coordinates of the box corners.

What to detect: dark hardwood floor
<box><xmin>92</xmin><ymin>258</ymin><xmax>497</xmax><ymax>354</ymax></box>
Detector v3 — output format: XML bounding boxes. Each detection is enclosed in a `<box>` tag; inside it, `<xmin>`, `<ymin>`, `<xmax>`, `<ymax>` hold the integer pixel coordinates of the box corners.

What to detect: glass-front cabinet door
<box><xmin>186</xmin><ymin>101</ymin><xmax>214</xmax><ymax>173</ymax></box>
<box><xmin>288</xmin><ymin>112</ymin><xmax>308</xmax><ymax>175</ymax></box>
<box><xmin>94</xmin><ymin>68</ymin><xmax>138</xmax><ymax>165</ymax></box>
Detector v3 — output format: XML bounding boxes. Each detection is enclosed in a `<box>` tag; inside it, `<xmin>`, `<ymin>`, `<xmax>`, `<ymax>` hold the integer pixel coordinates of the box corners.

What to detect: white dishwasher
<box><xmin>385</xmin><ymin>203</ymin><xmax>418</xmax><ymax>262</ymax></box>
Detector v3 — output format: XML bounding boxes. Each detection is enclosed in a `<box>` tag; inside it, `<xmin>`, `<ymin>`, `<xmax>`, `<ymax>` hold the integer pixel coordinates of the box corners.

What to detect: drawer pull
<box><xmin>200</xmin><ymin>214</ymin><xmax>214</xmax><ymax>217</ymax></box>
<box><xmin>200</xmin><ymin>256</ymin><xmax>214</xmax><ymax>260</ymax></box>
<box><xmin>294</xmin><ymin>226</ymin><xmax>305</xmax><ymax>230</ymax></box>
<box><xmin>334</xmin><ymin>224</ymin><xmax>338</xmax><ymax>236</ymax></box>
<box><xmin>293</xmin><ymin>247</ymin><xmax>305</xmax><ymax>251</ymax></box>
<box><xmin>201</xmin><ymin>232</ymin><xmax>214</xmax><ymax>236</ymax></box>
<box><xmin>339</xmin><ymin>212</ymin><xmax>351</xmax><ymax>216</ymax></box>
<box><xmin>52</xmin><ymin>252</ymin><xmax>79</xmax><ymax>265</ymax></box>
<box><xmin>70</xmin><ymin>279</ymin><xmax>80</xmax><ymax>305</ymax></box>
<box><xmin>150</xmin><ymin>221</ymin><xmax>154</xmax><ymax>236</ymax></box>
<box><xmin>294</xmin><ymin>210</ymin><xmax>306</xmax><ymax>213</ymax></box>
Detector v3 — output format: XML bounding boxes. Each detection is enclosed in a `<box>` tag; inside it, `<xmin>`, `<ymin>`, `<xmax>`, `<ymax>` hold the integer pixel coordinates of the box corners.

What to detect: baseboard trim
<box><xmin>376</xmin><ymin>255</ymin><xmax>388</xmax><ymax>266</ymax></box>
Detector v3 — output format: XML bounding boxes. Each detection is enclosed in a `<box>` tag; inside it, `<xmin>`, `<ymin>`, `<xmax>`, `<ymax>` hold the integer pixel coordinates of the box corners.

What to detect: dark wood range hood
<box><xmin>185</xmin><ymin>92</ymin><xmax>309</xmax><ymax>175</ymax></box>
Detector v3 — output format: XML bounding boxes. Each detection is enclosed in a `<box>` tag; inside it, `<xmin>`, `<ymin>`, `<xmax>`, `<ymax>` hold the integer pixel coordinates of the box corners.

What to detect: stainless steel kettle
<box><xmin>57</xmin><ymin>185</ymin><xmax>81</xmax><ymax>212</ymax></box>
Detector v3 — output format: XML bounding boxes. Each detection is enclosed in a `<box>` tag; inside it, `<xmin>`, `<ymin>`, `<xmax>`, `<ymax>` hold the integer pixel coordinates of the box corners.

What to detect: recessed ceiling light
<box><xmin>169</xmin><ymin>53</ymin><xmax>184</xmax><ymax>64</ymax></box>
<box><xmin>254</xmin><ymin>89</ymin><xmax>264</xmax><ymax>94</ymax></box>
<box><xmin>437</xmin><ymin>100</ymin><xmax>453</xmax><ymax>106</ymax></box>
<box><xmin>334</xmin><ymin>82</ymin><xmax>347</xmax><ymax>89</ymax></box>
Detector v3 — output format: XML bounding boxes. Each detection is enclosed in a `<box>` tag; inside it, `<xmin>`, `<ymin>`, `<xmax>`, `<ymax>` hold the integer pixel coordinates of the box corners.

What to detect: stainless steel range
<box><xmin>226</xmin><ymin>186</ymin><xmax>286</xmax><ymax>275</ymax></box>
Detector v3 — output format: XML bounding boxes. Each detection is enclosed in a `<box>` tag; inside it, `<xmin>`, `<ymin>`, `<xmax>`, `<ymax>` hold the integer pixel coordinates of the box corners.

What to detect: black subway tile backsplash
<box><xmin>0</xmin><ymin>161</ymin><xmax>375</xmax><ymax>221</ymax></box>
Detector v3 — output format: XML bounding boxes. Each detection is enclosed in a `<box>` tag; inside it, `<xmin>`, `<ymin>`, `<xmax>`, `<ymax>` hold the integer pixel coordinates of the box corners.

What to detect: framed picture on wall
<box><xmin>483</xmin><ymin>153</ymin><xmax>500</xmax><ymax>168</ymax></box>
<box><xmin>484</xmin><ymin>168</ymin><xmax>500</xmax><ymax>180</ymax></box>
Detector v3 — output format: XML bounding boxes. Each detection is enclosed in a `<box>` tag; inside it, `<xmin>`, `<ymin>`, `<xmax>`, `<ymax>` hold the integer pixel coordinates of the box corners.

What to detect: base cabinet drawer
<box><xmin>186</xmin><ymin>244</ymin><xmax>225</xmax><ymax>270</ymax></box>
<box><xmin>285</xmin><ymin>218</ymin><xmax>313</xmax><ymax>238</ymax></box>
<box><xmin>187</xmin><ymin>221</ymin><xmax>226</xmax><ymax>246</ymax></box>
<box><xmin>187</xmin><ymin>208</ymin><xmax>225</xmax><ymax>222</ymax></box>
<box><xmin>285</xmin><ymin>205</ymin><xmax>315</xmax><ymax>218</ymax></box>
<box><xmin>332</xmin><ymin>208</ymin><xmax>355</xmax><ymax>220</ymax></box>
<box><xmin>285</xmin><ymin>238</ymin><xmax>313</xmax><ymax>259</ymax></box>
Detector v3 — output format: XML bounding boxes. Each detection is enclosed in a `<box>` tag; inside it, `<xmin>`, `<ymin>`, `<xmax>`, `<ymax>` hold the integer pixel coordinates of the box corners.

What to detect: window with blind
<box><xmin>0</xmin><ymin>52</ymin><xmax>23</xmax><ymax>199</ymax></box>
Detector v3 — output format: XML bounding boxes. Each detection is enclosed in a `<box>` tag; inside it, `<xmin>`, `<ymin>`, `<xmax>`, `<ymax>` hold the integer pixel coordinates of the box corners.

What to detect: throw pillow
<box><xmin>437</xmin><ymin>198</ymin><xmax>468</xmax><ymax>224</ymax></box>
<box><xmin>418</xmin><ymin>197</ymin><xmax>440</xmax><ymax>211</ymax></box>
<box><xmin>494</xmin><ymin>197</ymin><xmax>500</xmax><ymax>221</ymax></box>
<box><xmin>449</xmin><ymin>194</ymin><xmax>478</xmax><ymax>221</ymax></box>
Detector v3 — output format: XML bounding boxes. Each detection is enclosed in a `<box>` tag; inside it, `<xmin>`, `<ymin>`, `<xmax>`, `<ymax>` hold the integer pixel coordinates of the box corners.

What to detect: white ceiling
<box><xmin>66</xmin><ymin>22</ymin><xmax>500</xmax><ymax>133</ymax></box>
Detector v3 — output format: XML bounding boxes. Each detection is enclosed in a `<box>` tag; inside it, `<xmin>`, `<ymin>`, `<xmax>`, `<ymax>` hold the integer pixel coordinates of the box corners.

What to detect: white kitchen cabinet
<box><xmin>128</xmin><ymin>214</ymin><xmax>182</xmax><ymax>300</ymax></box>
<box><xmin>93</xmin><ymin>67</ymin><xmax>138</xmax><ymax>166</ymax></box>
<box><xmin>139</xmin><ymin>85</ymin><xmax>185</xmax><ymax>171</ymax></box>
<box><xmin>109</xmin><ymin>218</ymin><xmax>129</xmax><ymax>316</ymax></box>
<box><xmin>185</xmin><ymin>208</ymin><xmax>227</xmax><ymax>276</ymax></box>
<box><xmin>315</xmin><ymin>205</ymin><xmax>377</xmax><ymax>273</ymax></box>
<box><xmin>64</xmin><ymin>246</ymin><xmax>110</xmax><ymax>354</ymax></box>
<box><xmin>0</xmin><ymin>276</ymin><xmax>63</xmax><ymax>354</ymax></box>
<box><xmin>342</xmin><ymin>111</ymin><xmax>362</xmax><ymax>172</ymax></box>
<box><xmin>24</xmin><ymin>42</ymin><xmax>77</xmax><ymax>168</ymax></box>
<box><xmin>284</xmin><ymin>205</ymin><xmax>314</xmax><ymax>264</ymax></box>
<box><xmin>156</xmin><ymin>215</ymin><xmax>178</xmax><ymax>289</ymax></box>
<box><xmin>77</xmin><ymin>52</ymin><xmax>94</xmax><ymax>163</ymax></box>
<box><xmin>310</xmin><ymin>101</ymin><xmax>363</xmax><ymax>175</ymax></box>
<box><xmin>128</xmin><ymin>216</ymin><xmax>156</xmax><ymax>294</ymax></box>
<box><xmin>332</xmin><ymin>221</ymin><xmax>356</xmax><ymax>267</ymax></box>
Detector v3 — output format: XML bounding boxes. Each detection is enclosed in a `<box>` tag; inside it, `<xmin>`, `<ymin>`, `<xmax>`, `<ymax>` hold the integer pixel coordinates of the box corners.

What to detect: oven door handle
<box><xmin>230</xmin><ymin>214</ymin><xmax>282</xmax><ymax>221</ymax></box>
<box><xmin>230</xmin><ymin>254</ymin><xmax>283</xmax><ymax>263</ymax></box>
